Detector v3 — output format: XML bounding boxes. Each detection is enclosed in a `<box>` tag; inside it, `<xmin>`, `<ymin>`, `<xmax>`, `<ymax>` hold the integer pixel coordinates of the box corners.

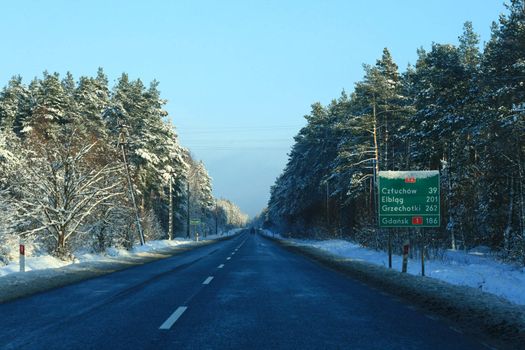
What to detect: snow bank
<box><xmin>0</xmin><ymin>238</ymin><xmax>191</xmax><ymax>277</ymax></box>
<box><xmin>0</xmin><ymin>255</ymin><xmax>69</xmax><ymax>276</ymax></box>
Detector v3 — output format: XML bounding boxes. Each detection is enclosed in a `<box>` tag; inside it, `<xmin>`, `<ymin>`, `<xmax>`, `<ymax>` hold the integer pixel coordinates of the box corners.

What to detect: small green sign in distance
<box><xmin>378</xmin><ymin>170</ymin><xmax>440</xmax><ymax>228</ymax></box>
<box><xmin>190</xmin><ymin>219</ymin><xmax>201</xmax><ymax>226</ymax></box>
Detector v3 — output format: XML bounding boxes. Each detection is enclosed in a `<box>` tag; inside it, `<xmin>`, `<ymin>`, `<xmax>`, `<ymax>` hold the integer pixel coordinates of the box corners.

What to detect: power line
<box><xmin>183</xmin><ymin>138</ymin><xmax>294</xmax><ymax>142</ymax></box>
<box><xmin>189</xmin><ymin>146</ymin><xmax>292</xmax><ymax>151</ymax></box>
<box><xmin>176</xmin><ymin>125</ymin><xmax>304</xmax><ymax>132</ymax></box>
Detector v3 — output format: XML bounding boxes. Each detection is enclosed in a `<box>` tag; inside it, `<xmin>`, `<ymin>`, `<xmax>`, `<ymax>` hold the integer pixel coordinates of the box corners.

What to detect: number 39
<box><xmin>428</xmin><ymin>187</ymin><xmax>438</xmax><ymax>194</ymax></box>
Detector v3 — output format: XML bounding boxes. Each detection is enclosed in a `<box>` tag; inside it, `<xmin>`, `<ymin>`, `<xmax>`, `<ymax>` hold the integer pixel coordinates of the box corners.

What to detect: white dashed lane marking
<box><xmin>203</xmin><ymin>276</ymin><xmax>214</xmax><ymax>285</ymax></box>
<box><xmin>218</xmin><ymin>264</ymin><xmax>224</xmax><ymax>269</ymax></box>
<box><xmin>481</xmin><ymin>342</ymin><xmax>498</xmax><ymax>350</ymax></box>
<box><xmin>425</xmin><ymin>314</ymin><xmax>439</xmax><ymax>321</ymax></box>
<box><xmin>159</xmin><ymin>306</ymin><xmax>187</xmax><ymax>330</ymax></box>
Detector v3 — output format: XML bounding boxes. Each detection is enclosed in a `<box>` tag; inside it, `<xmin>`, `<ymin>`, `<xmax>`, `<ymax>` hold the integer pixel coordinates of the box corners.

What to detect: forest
<box><xmin>0</xmin><ymin>69</ymin><xmax>247</xmax><ymax>262</ymax></box>
<box><xmin>265</xmin><ymin>1</ymin><xmax>525</xmax><ymax>263</ymax></box>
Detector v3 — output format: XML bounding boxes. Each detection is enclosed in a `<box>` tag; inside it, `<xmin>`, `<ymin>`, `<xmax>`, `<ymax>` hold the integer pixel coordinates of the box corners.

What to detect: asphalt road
<box><xmin>0</xmin><ymin>232</ymin><xmax>491</xmax><ymax>349</ymax></box>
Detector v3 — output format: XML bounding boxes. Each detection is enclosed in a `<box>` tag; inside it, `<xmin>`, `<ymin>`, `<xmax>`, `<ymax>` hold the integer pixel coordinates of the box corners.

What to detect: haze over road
<box><xmin>0</xmin><ymin>232</ymin><xmax>487</xmax><ymax>349</ymax></box>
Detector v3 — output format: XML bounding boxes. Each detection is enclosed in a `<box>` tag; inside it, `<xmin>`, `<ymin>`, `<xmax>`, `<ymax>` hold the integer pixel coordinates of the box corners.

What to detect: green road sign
<box><xmin>378</xmin><ymin>170</ymin><xmax>440</xmax><ymax>228</ymax></box>
<box><xmin>190</xmin><ymin>219</ymin><xmax>201</xmax><ymax>226</ymax></box>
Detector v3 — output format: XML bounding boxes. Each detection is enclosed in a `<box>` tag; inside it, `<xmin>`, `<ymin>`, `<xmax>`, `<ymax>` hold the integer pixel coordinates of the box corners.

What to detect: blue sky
<box><xmin>0</xmin><ymin>0</ymin><xmax>506</xmax><ymax>217</ymax></box>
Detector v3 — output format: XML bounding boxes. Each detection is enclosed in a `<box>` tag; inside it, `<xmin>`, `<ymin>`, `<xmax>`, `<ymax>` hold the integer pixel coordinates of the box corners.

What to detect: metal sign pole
<box><xmin>388</xmin><ymin>231</ymin><xmax>392</xmax><ymax>269</ymax></box>
<box><xmin>421</xmin><ymin>228</ymin><xmax>425</xmax><ymax>276</ymax></box>
<box><xmin>402</xmin><ymin>240</ymin><xmax>409</xmax><ymax>273</ymax></box>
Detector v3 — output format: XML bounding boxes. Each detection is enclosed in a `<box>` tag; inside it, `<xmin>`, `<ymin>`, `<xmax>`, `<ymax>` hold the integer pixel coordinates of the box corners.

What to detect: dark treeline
<box><xmin>0</xmin><ymin>69</ymin><xmax>247</xmax><ymax>261</ymax></box>
<box><xmin>266</xmin><ymin>1</ymin><xmax>525</xmax><ymax>263</ymax></box>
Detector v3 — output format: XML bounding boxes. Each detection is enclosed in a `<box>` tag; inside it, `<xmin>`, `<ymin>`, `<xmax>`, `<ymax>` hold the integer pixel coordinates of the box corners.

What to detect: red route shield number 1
<box><xmin>412</xmin><ymin>216</ymin><xmax>423</xmax><ymax>225</ymax></box>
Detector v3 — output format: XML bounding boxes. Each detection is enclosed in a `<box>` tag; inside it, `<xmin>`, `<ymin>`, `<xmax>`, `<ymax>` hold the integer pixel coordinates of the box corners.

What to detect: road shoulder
<box><xmin>0</xmin><ymin>236</ymin><xmax>234</xmax><ymax>304</ymax></box>
<box><xmin>262</xmin><ymin>234</ymin><xmax>525</xmax><ymax>350</ymax></box>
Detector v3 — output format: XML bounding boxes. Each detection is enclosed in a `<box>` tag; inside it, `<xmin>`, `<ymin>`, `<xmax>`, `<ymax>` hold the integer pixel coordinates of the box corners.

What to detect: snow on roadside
<box><xmin>0</xmin><ymin>255</ymin><xmax>69</xmax><ymax>276</ymax></box>
<box><xmin>0</xmin><ymin>239</ymin><xmax>190</xmax><ymax>277</ymax></box>
<box><xmin>261</xmin><ymin>230</ymin><xmax>525</xmax><ymax>306</ymax></box>
<box><xmin>0</xmin><ymin>229</ymin><xmax>241</xmax><ymax>278</ymax></box>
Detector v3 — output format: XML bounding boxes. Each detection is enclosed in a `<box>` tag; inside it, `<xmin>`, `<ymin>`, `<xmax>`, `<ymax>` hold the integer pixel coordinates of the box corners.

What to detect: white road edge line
<box><xmin>425</xmin><ymin>314</ymin><xmax>439</xmax><ymax>321</ymax></box>
<box><xmin>159</xmin><ymin>306</ymin><xmax>187</xmax><ymax>330</ymax></box>
<box><xmin>218</xmin><ymin>264</ymin><xmax>224</xmax><ymax>269</ymax></box>
<box><xmin>449</xmin><ymin>326</ymin><xmax>463</xmax><ymax>334</ymax></box>
<box><xmin>481</xmin><ymin>342</ymin><xmax>498</xmax><ymax>350</ymax></box>
<box><xmin>203</xmin><ymin>276</ymin><xmax>214</xmax><ymax>285</ymax></box>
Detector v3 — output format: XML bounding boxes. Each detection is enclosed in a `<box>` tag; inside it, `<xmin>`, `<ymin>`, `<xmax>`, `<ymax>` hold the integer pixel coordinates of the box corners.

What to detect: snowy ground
<box><xmin>0</xmin><ymin>229</ymin><xmax>242</xmax><ymax>278</ymax></box>
<box><xmin>261</xmin><ymin>230</ymin><xmax>525</xmax><ymax>306</ymax></box>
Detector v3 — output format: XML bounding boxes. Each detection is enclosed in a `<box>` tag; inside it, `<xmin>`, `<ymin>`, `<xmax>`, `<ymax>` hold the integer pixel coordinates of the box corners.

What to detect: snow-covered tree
<box><xmin>105</xmin><ymin>74</ymin><xmax>189</xmax><ymax>239</ymax></box>
<box><xmin>0</xmin><ymin>69</ymin><xmax>257</xmax><ymax>262</ymax></box>
<box><xmin>216</xmin><ymin>199</ymin><xmax>249</xmax><ymax>232</ymax></box>
<box><xmin>0</xmin><ymin>129</ymin><xmax>21</xmax><ymax>265</ymax></box>
<box><xmin>478</xmin><ymin>0</ymin><xmax>525</xmax><ymax>256</ymax></box>
<box><xmin>184</xmin><ymin>156</ymin><xmax>214</xmax><ymax>237</ymax></box>
<box><xmin>12</xmin><ymin>127</ymin><xmax>124</xmax><ymax>258</ymax></box>
<box><xmin>0</xmin><ymin>75</ymin><xmax>32</xmax><ymax>135</ymax></box>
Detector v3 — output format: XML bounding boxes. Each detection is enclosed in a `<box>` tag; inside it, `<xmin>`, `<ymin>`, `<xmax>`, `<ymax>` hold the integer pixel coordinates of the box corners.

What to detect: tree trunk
<box><xmin>186</xmin><ymin>181</ymin><xmax>191</xmax><ymax>238</ymax></box>
<box><xmin>504</xmin><ymin>176</ymin><xmax>514</xmax><ymax>253</ymax></box>
<box><xmin>518</xmin><ymin>153</ymin><xmax>524</xmax><ymax>240</ymax></box>
<box><xmin>56</xmin><ymin>228</ymin><xmax>67</xmax><ymax>258</ymax></box>
<box><xmin>168</xmin><ymin>176</ymin><xmax>173</xmax><ymax>240</ymax></box>
<box><xmin>446</xmin><ymin>152</ymin><xmax>456</xmax><ymax>250</ymax></box>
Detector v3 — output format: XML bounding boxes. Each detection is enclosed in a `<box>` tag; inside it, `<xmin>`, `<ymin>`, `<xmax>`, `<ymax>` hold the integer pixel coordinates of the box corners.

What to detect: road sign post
<box><xmin>388</xmin><ymin>231</ymin><xmax>392</xmax><ymax>269</ymax></box>
<box><xmin>19</xmin><ymin>242</ymin><xmax>25</xmax><ymax>273</ymax></box>
<box><xmin>421</xmin><ymin>241</ymin><xmax>425</xmax><ymax>277</ymax></box>
<box><xmin>402</xmin><ymin>240</ymin><xmax>409</xmax><ymax>273</ymax></box>
<box><xmin>190</xmin><ymin>220</ymin><xmax>201</xmax><ymax>241</ymax></box>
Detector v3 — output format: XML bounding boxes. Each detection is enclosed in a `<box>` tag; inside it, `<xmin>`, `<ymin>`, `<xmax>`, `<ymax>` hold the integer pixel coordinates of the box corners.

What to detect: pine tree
<box><xmin>0</xmin><ymin>76</ymin><xmax>32</xmax><ymax>135</ymax></box>
<box><xmin>184</xmin><ymin>156</ymin><xmax>214</xmax><ymax>237</ymax></box>
<box><xmin>478</xmin><ymin>0</ymin><xmax>525</xmax><ymax>255</ymax></box>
